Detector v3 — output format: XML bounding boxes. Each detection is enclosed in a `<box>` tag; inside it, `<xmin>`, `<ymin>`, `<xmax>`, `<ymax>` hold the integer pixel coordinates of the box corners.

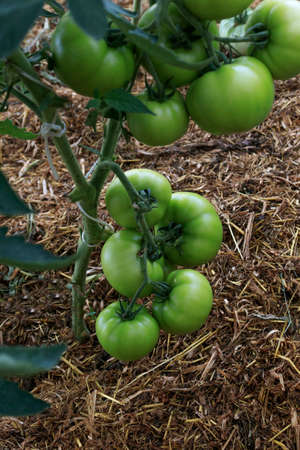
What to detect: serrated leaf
<box><xmin>104</xmin><ymin>89</ymin><xmax>155</xmax><ymax>114</ymax></box>
<box><xmin>0</xmin><ymin>119</ymin><xmax>38</xmax><ymax>139</ymax></box>
<box><xmin>0</xmin><ymin>170</ymin><xmax>33</xmax><ymax>216</ymax></box>
<box><xmin>0</xmin><ymin>227</ymin><xmax>77</xmax><ymax>271</ymax></box>
<box><xmin>0</xmin><ymin>344</ymin><xmax>66</xmax><ymax>377</ymax></box>
<box><xmin>68</xmin><ymin>0</ymin><xmax>108</xmax><ymax>41</ymax></box>
<box><xmin>0</xmin><ymin>0</ymin><xmax>44</xmax><ymax>58</ymax></box>
<box><xmin>0</xmin><ymin>378</ymin><xmax>49</xmax><ymax>416</ymax></box>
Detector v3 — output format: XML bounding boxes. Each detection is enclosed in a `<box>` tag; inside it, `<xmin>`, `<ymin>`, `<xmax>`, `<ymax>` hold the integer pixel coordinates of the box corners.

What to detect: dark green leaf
<box><xmin>0</xmin><ymin>170</ymin><xmax>33</xmax><ymax>216</ymax></box>
<box><xmin>0</xmin><ymin>119</ymin><xmax>38</xmax><ymax>139</ymax></box>
<box><xmin>0</xmin><ymin>344</ymin><xmax>66</xmax><ymax>377</ymax></box>
<box><xmin>85</xmin><ymin>108</ymin><xmax>100</xmax><ymax>132</ymax></box>
<box><xmin>0</xmin><ymin>227</ymin><xmax>77</xmax><ymax>271</ymax></box>
<box><xmin>68</xmin><ymin>0</ymin><xmax>108</xmax><ymax>41</ymax></box>
<box><xmin>0</xmin><ymin>378</ymin><xmax>49</xmax><ymax>416</ymax></box>
<box><xmin>104</xmin><ymin>89</ymin><xmax>154</xmax><ymax>114</ymax></box>
<box><xmin>0</xmin><ymin>0</ymin><xmax>44</xmax><ymax>58</ymax></box>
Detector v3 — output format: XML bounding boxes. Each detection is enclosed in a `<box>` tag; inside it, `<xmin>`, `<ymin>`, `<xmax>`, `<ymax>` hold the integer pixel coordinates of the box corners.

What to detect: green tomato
<box><xmin>96</xmin><ymin>301</ymin><xmax>160</xmax><ymax>361</ymax></box>
<box><xmin>105</xmin><ymin>169</ymin><xmax>172</xmax><ymax>229</ymax></box>
<box><xmin>143</xmin><ymin>21</ymin><xmax>219</xmax><ymax>88</ymax></box>
<box><xmin>186</xmin><ymin>56</ymin><xmax>275</xmax><ymax>135</ymax></box>
<box><xmin>246</xmin><ymin>0</ymin><xmax>300</xmax><ymax>80</ymax></box>
<box><xmin>126</xmin><ymin>90</ymin><xmax>189</xmax><ymax>146</ymax></box>
<box><xmin>152</xmin><ymin>269</ymin><xmax>213</xmax><ymax>334</ymax></box>
<box><xmin>183</xmin><ymin>0</ymin><xmax>253</xmax><ymax>20</ymax></box>
<box><xmin>51</xmin><ymin>13</ymin><xmax>135</xmax><ymax>97</ymax></box>
<box><xmin>147</xmin><ymin>39</ymin><xmax>208</xmax><ymax>88</ymax></box>
<box><xmin>157</xmin><ymin>192</ymin><xmax>223</xmax><ymax>267</ymax></box>
<box><xmin>101</xmin><ymin>230</ymin><xmax>164</xmax><ymax>298</ymax></box>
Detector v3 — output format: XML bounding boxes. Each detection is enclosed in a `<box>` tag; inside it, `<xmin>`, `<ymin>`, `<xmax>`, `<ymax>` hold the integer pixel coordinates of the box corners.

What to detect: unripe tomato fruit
<box><xmin>186</xmin><ymin>57</ymin><xmax>275</xmax><ymax>135</ymax></box>
<box><xmin>96</xmin><ymin>302</ymin><xmax>160</xmax><ymax>361</ymax></box>
<box><xmin>152</xmin><ymin>269</ymin><xmax>213</xmax><ymax>335</ymax></box>
<box><xmin>183</xmin><ymin>0</ymin><xmax>253</xmax><ymax>21</ymax></box>
<box><xmin>51</xmin><ymin>13</ymin><xmax>135</xmax><ymax>97</ymax></box>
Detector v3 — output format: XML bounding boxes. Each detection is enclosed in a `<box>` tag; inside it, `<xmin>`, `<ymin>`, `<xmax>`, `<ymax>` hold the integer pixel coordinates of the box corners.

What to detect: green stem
<box><xmin>71</xmin><ymin>237</ymin><xmax>93</xmax><ymax>341</ymax></box>
<box><xmin>90</xmin><ymin>119</ymin><xmax>122</xmax><ymax>195</ymax></box>
<box><xmin>133</xmin><ymin>0</ymin><xmax>142</xmax><ymax>25</ymax></box>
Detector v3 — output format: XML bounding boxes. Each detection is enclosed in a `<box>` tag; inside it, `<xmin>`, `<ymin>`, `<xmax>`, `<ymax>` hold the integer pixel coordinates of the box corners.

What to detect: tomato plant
<box><xmin>105</xmin><ymin>169</ymin><xmax>172</xmax><ymax>229</ymax></box>
<box><xmin>101</xmin><ymin>230</ymin><xmax>164</xmax><ymax>298</ymax></box>
<box><xmin>156</xmin><ymin>192</ymin><xmax>223</xmax><ymax>267</ymax></box>
<box><xmin>51</xmin><ymin>13</ymin><xmax>135</xmax><ymax>97</ymax></box>
<box><xmin>96</xmin><ymin>301</ymin><xmax>160</xmax><ymax>361</ymax></box>
<box><xmin>186</xmin><ymin>56</ymin><xmax>275</xmax><ymax>135</ymax></box>
<box><xmin>183</xmin><ymin>0</ymin><xmax>253</xmax><ymax>20</ymax></box>
<box><xmin>126</xmin><ymin>90</ymin><xmax>189</xmax><ymax>146</ymax></box>
<box><xmin>246</xmin><ymin>0</ymin><xmax>300</xmax><ymax>80</ymax></box>
<box><xmin>152</xmin><ymin>269</ymin><xmax>213</xmax><ymax>334</ymax></box>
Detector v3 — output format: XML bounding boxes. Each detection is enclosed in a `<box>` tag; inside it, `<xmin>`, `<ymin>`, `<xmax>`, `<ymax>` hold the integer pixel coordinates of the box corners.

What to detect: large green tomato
<box><xmin>105</xmin><ymin>169</ymin><xmax>172</xmax><ymax>229</ymax></box>
<box><xmin>183</xmin><ymin>0</ymin><xmax>253</xmax><ymax>20</ymax></box>
<box><xmin>96</xmin><ymin>302</ymin><xmax>160</xmax><ymax>361</ymax></box>
<box><xmin>246</xmin><ymin>0</ymin><xmax>300</xmax><ymax>80</ymax></box>
<box><xmin>101</xmin><ymin>230</ymin><xmax>164</xmax><ymax>298</ymax></box>
<box><xmin>51</xmin><ymin>13</ymin><xmax>135</xmax><ymax>97</ymax></box>
<box><xmin>157</xmin><ymin>192</ymin><xmax>223</xmax><ymax>267</ymax></box>
<box><xmin>186</xmin><ymin>56</ymin><xmax>275</xmax><ymax>135</ymax></box>
<box><xmin>126</xmin><ymin>91</ymin><xmax>189</xmax><ymax>146</ymax></box>
<box><xmin>152</xmin><ymin>269</ymin><xmax>213</xmax><ymax>335</ymax></box>
<box><xmin>219</xmin><ymin>11</ymin><xmax>253</xmax><ymax>56</ymax></box>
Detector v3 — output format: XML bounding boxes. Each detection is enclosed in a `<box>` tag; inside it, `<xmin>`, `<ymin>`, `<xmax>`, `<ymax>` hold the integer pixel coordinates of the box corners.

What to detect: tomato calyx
<box><xmin>106</xmin><ymin>27</ymin><xmax>129</xmax><ymax>49</ymax></box>
<box><xmin>118</xmin><ymin>300</ymin><xmax>144</xmax><ymax>321</ymax></box>
<box><xmin>151</xmin><ymin>281</ymin><xmax>172</xmax><ymax>300</ymax></box>
<box><xmin>156</xmin><ymin>222</ymin><xmax>183</xmax><ymax>249</ymax></box>
<box><xmin>133</xmin><ymin>188</ymin><xmax>158</xmax><ymax>215</ymax></box>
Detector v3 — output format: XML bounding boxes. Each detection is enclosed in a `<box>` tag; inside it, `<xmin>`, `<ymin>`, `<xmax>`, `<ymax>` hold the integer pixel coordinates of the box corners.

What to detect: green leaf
<box><xmin>0</xmin><ymin>119</ymin><xmax>38</xmax><ymax>139</ymax></box>
<box><xmin>68</xmin><ymin>0</ymin><xmax>108</xmax><ymax>41</ymax></box>
<box><xmin>104</xmin><ymin>89</ymin><xmax>155</xmax><ymax>114</ymax></box>
<box><xmin>0</xmin><ymin>344</ymin><xmax>66</xmax><ymax>377</ymax></box>
<box><xmin>0</xmin><ymin>0</ymin><xmax>44</xmax><ymax>58</ymax></box>
<box><xmin>0</xmin><ymin>170</ymin><xmax>34</xmax><ymax>216</ymax></box>
<box><xmin>0</xmin><ymin>378</ymin><xmax>49</xmax><ymax>416</ymax></box>
<box><xmin>0</xmin><ymin>227</ymin><xmax>78</xmax><ymax>271</ymax></box>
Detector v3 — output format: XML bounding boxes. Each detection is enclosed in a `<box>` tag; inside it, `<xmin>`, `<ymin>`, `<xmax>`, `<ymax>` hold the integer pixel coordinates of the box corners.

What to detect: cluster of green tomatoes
<box><xmin>95</xmin><ymin>168</ymin><xmax>223</xmax><ymax>361</ymax></box>
<box><xmin>51</xmin><ymin>0</ymin><xmax>300</xmax><ymax>144</ymax></box>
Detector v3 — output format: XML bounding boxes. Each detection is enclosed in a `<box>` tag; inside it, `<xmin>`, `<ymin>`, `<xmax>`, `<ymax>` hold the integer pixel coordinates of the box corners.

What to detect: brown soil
<box><xmin>0</xmin><ymin>2</ymin><xmax>300</xmax><ymax>449</ymax></box>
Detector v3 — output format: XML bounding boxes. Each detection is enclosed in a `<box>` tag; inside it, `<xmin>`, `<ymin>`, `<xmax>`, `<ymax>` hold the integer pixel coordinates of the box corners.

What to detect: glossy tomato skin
<box><xmin>96</xmin><ymin>302</ymin><xmax>160</xmax><ymax>361</ymax></box>
<box><xmin>186</xmin><ymin>56</ymin><xmax>274</xmax><ymax>135</ymax></box>
<box><xmin>51</xmin><ymin>13</ymin><xmax>135</xmax><ymax>97</ymax></box>
<box><xmin>105</xmin><ymin>169</ymin><xmax>172</xmax><ymax>229</ymax></box>
<box><xmin>101</xmin><ymin>230</ymin><xmax>164</xmax><ymax>298</ymax></box>
<box><xmin>126</xmin><ymin>91</ymin><xmax>189</xmax><ymax>146</ymax></box>
<box><xmin>183</xmin><ymin>0</ymin><xmax>253</xmax><ymax>20</ymax></box>
<box><xmin>246</xmin><ymin>0</ymin><xmax>300</xmax><ymax>80</ymax></box>
<box><xmin>157</xmin><ymin>192</ymin><xmax>223</xmax><ymax>267</ymax></box>
<box><xmin>152</xmin><ymin>269</ymin><xmax>213</xmax><ymax>334</ymax></box>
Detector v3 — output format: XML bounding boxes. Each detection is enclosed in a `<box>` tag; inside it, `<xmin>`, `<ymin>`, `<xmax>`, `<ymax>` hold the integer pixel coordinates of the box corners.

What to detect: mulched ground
<box><xmin>0</xmin><ymin>2</ymin><xmax>300</xmax><ymax>449</ymax></box>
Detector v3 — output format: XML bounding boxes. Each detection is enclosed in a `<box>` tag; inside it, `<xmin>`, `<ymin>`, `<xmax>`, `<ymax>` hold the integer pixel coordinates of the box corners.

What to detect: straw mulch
<box><xmin>0</xmin><ymin>4</ymin><xmax>300</xmax><ymax>450</ymax></box>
